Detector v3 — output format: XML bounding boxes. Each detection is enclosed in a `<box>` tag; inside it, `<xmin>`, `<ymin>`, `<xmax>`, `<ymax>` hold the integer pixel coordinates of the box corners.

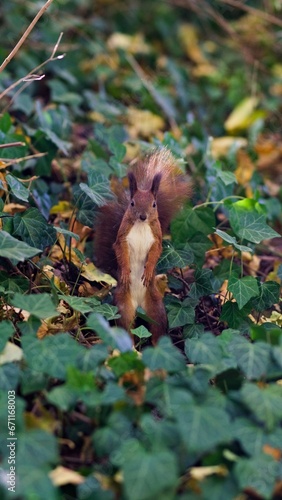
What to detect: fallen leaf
<box><xmin>49</xmin><ymin>466</ymin><xmax>85</xmax><ymax>486</ymax></box>
<box><xmin>225</xmin><ymin>97</ymin><xmax>260</xmax><ymax>132</ymax></box>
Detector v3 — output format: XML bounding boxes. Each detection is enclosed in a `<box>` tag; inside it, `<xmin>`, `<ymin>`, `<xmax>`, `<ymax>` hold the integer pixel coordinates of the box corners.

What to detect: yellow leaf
<box><xmin>127</xmin><ymin>107</ymin><xmax>165</xmax><ymax>138</ymax></box>
<box><xmin>107</xmin><ymin>33</ymin><xmax>151</xmax><ymax>54</ymax></box>
<box><xmin>0</xmin><ymin>342</ymin><xmax>23</xmax><ymax>365</ymax></box>
<box><xmin>49</xmin><ymin>466</ymin><xmax>84</xmax><ymax>486</ymax></box>
<box><xmin>50</xmin><ymin>201</ymin><xmax>73</xmax><ymax>215</ymax></box>
<box><xmin>225</xmin><ymin>97</ymin><xmax>260</xmax><ymax>132</ymax></box>
<box><xmin>210</xmin><ymin>136</ymin><xmax>247</xmax><ymax>159</ymax></box>
<box><xmin>190</xmin><ymin>465</ymin><xmax>228</xmax><ymax>480</ymax></box>
<box><xmin>81</xmin><ymin>262</ymin><xmax>117</xmax><ymax>286</ymax></box>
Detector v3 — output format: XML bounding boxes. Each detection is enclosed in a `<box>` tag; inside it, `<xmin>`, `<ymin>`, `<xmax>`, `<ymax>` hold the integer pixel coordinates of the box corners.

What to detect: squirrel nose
<box><xmin>140</xmin><ymin>214</ymin><xmax>147</xmax><ymax>221</ymax></box>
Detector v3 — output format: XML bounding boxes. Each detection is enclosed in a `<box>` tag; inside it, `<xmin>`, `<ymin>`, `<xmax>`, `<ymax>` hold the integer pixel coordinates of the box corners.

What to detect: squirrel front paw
<box><xmin>120</xmin><ymin>270</ymin><xmax>131</xmax><ymax>288</ymax></box>
<box><xmin>141</xmin><ymin>268</ymin><xmax>153</xmax><ymax>287</ymax></box>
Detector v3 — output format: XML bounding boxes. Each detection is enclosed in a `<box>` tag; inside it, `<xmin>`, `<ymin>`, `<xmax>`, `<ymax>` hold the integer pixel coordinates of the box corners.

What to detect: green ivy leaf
<box><xmin>229</xmin><ymin>202</ymin><xmax>280</xmax><ymax>243</ymax></box>
<box><xmin>11</xmin><ymin>293</ymin><xmax>58</xmax><ymax>319</ymax></box>
<box><xmin>220</xmin><ymin>301</ymin><xmax>251</xmax><ymax>328</ymax></box>
<box><xmin>0</xmin><ymin>231</ymin><xmax>41</xmax><ymax>263</ymax></box>
<box><xmin>233</xmin><ymin>417</ymin><xmax>282</xmax><ymax>456</ymax></box>
<box><xmin>121</xmin><ymin>441</ymin><xmax>178</xmax><ymax>500</ymax></box>
<box><xmin>167</xmin><ymin>299</ymin><xmax>195</xmax><ymax>328</ymax></box>
<box><xmin>0</xmin><ymin>320</ymin><xmax>15</xmax><ymax>352</ymax></box>
<box><xmin>60</xmin><ymin>295</ymin><xmax>100</xmax><ymax>314</ymax></box>
<box><xmin>6</xmin><ymin>174</ymin><xmax>30</xmax><ymax>202</ymax></box>
<box><xmin>189</xmin><ymin>268</ymin><xmax>215</xmax><ymax>299</ymax></box>
<box><xmin>251</xmin><ymin>281</ymin><xmax>280</xmax><ymax>311</ymax></box>
<box><xmin>13</xmin><ymin>207</ymin><xmax>57</xmax><ymax>250</ymax></box>
<box><xmin>219</xmin><ymin>171</ymin><xmax>237</xmax><ymax>185</ymax></box>
<box><xmin>185</xmin><ymin>333</ymin><xmax>223</xmax><ymax>366</ymax></box>
<box><xmin>0</xmin><ymin>363</ymin><xmax>20</xmax><ymax>390</ymax></box>
<box><xmin>157</xmin><ymin>241</ymin><xmax>193</xmax><ymax>272</ymax></box>
<box><xmin>171</xmin><ymin>206</ymin><xmax>216</xmax><ymax>244</ymax></box>
<box><xmin>22</xmin><ymin>333</ymin><xmax>83</xmax><ymax>380</ymax></box>
<box><xmin>131</xmin><ymin>325</ymin><xmax>152</xmax><ymax>339</ymax></box>
<box><xmin>234</xmin><ymin>455</ymin><xmax>279</xmax><ymax>499</ymax></box>
<box><xmin>176</xmin><ymin>402</ymin><xmax>231</xmax><ymax>453</ymax></box>
<box><xmin>239</xmin><ymin>382</ymin><xmax>282</xmax><ymax>431</ymax></box>
<box><xmin>215</xmin><ymin>229</ymin><xmax>253</xmax><ymax>253</ymax></box>
<box><xmin>87</xmin><ymin>313</ymin><xmax>132</xmax><ymax>352</ymax></box>
<box><xmin>228</xmin><ymin>276</ymin><xmax>259</xmax><ymax>309</ymax></box>
<box><xmin>142</xmin><ymin>336</ymin><xmax>186</xmax><ymax>372</ymax></box>
<box><xmin>79</xmin><ymin>172</ymin><xmax>114</xmax><ymax>207</ymax></box>
<box><xmin>227</xmin><ymin>336</ymin><xmax>271</xmax><ymax>379</ymax></box>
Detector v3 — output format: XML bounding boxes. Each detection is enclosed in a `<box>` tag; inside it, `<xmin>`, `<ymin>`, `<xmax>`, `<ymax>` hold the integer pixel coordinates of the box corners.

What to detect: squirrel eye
<box><xmin>152</xmin><ymin>201</ymin><xmax>157</xmax><ymax>208</ymax></box>
<box><xmin>131</xmin><ymin>200</ymin><xmax>135</xmax><ymax>207</ymax></box>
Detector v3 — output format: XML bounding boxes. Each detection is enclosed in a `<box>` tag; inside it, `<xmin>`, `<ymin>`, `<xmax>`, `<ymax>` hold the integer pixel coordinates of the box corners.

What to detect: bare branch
<box><xmin>0</xmin><ymin>0</ymin><xmax>55</xmax><ymax>73</ymax></box>
<box><xmin>0</xmin><ymin>33</ymin><xmax>65</xmax><ymax>102</ymax></box>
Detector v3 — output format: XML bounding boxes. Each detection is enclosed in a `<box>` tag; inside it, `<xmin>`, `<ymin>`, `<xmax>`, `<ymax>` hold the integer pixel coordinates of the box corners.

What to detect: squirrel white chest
<box><xmin>126</xmin><ymin>221</ymin><xmax>155</xmax><ymax>308</ymax></box>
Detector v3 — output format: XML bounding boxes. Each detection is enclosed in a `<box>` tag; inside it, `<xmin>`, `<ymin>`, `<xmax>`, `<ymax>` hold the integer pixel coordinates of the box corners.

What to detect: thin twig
<box><xmin>0</xmin><ymin>33</ymin><xmax>65</xmax><ymax>101</ymax></box>
<box><xmin>0</xmin><ymin>0</ymin><xmax>55</xmax><ymax>73</ymax></box>
<box><xmin>0</xmin><ymin>152</ymin><xmax>47</xmax><ymax>167</ymax></box>
<box><xmin>0</xmin><ymin>142</ymin><xmax>25</xmax><ymax>149</ymax></box>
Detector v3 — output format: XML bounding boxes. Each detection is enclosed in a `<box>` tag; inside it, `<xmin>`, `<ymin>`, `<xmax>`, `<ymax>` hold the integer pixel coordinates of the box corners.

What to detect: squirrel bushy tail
<box><xmin>94</xmin><ymin>148</ymin><xmax>190</xmax><ymax>277</ymax></box>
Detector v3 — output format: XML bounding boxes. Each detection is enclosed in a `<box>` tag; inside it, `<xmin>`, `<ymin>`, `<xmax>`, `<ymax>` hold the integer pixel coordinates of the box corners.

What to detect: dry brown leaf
<box><xmin>263</xmin><ymin>444</ymin><xmax>282</xmax><ymax>461</ymax></box>
<box><xmin>3</xmin><ymin>203</ymin><xmax>27</xmax><ymax>214</ymax></box>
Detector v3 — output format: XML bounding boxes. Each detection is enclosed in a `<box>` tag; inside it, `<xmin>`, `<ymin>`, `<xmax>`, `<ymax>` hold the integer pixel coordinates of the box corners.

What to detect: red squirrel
<box><xmin>94</xmin><ymin>148</ymin><xmax>191</xmax><ymax>344</ymax></box>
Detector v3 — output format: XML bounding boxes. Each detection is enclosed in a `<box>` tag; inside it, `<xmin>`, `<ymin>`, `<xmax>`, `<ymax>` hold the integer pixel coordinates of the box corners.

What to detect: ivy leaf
<box><xmin>233</xmin><ymin>417</ymin><xmax>282</xmax><ymax>457</ymax></box>
<box><xmin>228</xmin><ymin>276</ymin><xmax>259</xmax><ymax>309</ymax></box>
<box><xmin>22</xmin><ymin>334</ymin><xmax>83</xmax><ymax>380</ymax></box>
<box><xmin>142</xmin><ymin>336</ymin><xmax>186</xmax><ymax>372</ymax></box>
<box><xmin>220</xmin><ymin>171</ymin><xmax>237</xmax><ymax>185</ymax></box>
<box><xmin>157</xmin><ymin>241</ymin><xmax>193</xmax><ymax>272</ymax></box>
<box><xmin>13</xmin><ymin>207</ymin><xmax>57</xmax><ymax>250</ymax></box>
<box><xmin>11</xmin><ymin>293</ymin><xmax>58</xmax><ymax>319</ymax></box>
<box><xmin>0</xmin><ymin>231</ymin><xmax>41</xmax><ymax>263</ymax></box>
<box><xmin>87</xmin><ymin>313</ymin><xmax>133</xmax><ymax>352</ymax></box>
<box><xmin>227</xmin><ymin>336</ymin><xmax>271</xmax><ymax>379</ymax></box>
<box><xmin>79</xmin><ymin>172</ymin><xmax>114</xmax><ymax>207</ymax></box>
<box><xmin>0</xmin><ymin>363</ymin><xmax>20</xmax><ymax>390</ymax></box>
<box><xmin>171</xmin><ymin>206</ymin><xmax>216</xmax><ymax>244</ymax></box>
<box><xmin>176</xmin><ymin>402</ymin><xmax>231</xmax><ymax>453</ymax></box>
<box><xmin>185</xmin><ymin>333</ymin><xmax>223</xmax><ymax>366</ymax></box>
<box><xmin>73</xmin><ymin>185</ymin><xmax>97</xmax><ymax>226</ymax></box>
<box><xmin>92</xmin><ymin>303</ymin><xmax>120</xmax><ymax>321</ymax></box>
<box><xmin>215</xmin><ymin>229</ymin><xmax>253</xmax><ymax>253</ymax></box>
<box><xmin>60</xmin><ymin>295</ymin><xmax>100</xmax><ymax>314</ymax></box>
<box><xmin>0</xmin><ymin>321</ymin><xmax>15</xmax><ymax>352</ymax></box>
<box><xmin>220</xmin><ymin>301</ymin><xmax>251</xmax><ymax>329</ymax></box>
<box><xmin>251</xmin><ymin>281</ymin><xmax>280</xmax><ymax>311</ymax></box>
<box><xmin>234</xmin><ymin>455</ymin><xmax>279</xmax><ymax>499</ymax></box>
<box><xmin>189</xmin><ymin>268</ymin><xmax>215</xmax><ymax>299</ymax></box>
<box><xmin>131</xmin><ymin>325</ymin><xmax>152</xmax><ymax>339</ymax></box>
<box><xmin>6</xmin><ymin>174</ymin><xmax>30</xmax><ymax>202</ymax></box>
<box><xmin>239</xmin><ymin>382</ymin><xmax>282</xmax><ymax>431</ymax></box>
<box><xmin>120</xmin><ymin>441</ymin><xmax>178</xmax><ymax>500</ymax></box>
<box><xmin>167</xmin><ymin>299</ymin><xmax>195</xmax><ymax>328</ymax></box>
<box><xmin>229</xmin><ymin>201</ymin><xmax>280</xmax><ymax>243</ymax></box>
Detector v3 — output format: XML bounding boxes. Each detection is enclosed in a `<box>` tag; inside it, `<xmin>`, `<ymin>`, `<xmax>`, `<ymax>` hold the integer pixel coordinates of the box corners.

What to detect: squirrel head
<box><xmin>128</xmin><ymin>172</ymin><xmax>162</xmax><ymax>223</ymax></box>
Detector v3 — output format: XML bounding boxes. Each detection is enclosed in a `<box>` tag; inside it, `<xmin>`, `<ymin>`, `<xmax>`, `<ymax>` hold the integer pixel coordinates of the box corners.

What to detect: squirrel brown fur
<box><xmin>94</xmin><ymin>148</ymin><xmax>191</xmax><ymax>344</ymax></box>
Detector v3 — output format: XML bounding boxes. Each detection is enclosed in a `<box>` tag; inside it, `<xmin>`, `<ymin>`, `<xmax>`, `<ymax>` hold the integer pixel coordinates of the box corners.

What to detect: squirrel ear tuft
<box><xmin>151</xmin><ymin>173</ymin><xmax>162</xmax><ymax>197</ymax></box>
<box><xmin>128</xmin><ymin>172</ymin><xmax>138</xmax><ymax>198</ymax></box>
